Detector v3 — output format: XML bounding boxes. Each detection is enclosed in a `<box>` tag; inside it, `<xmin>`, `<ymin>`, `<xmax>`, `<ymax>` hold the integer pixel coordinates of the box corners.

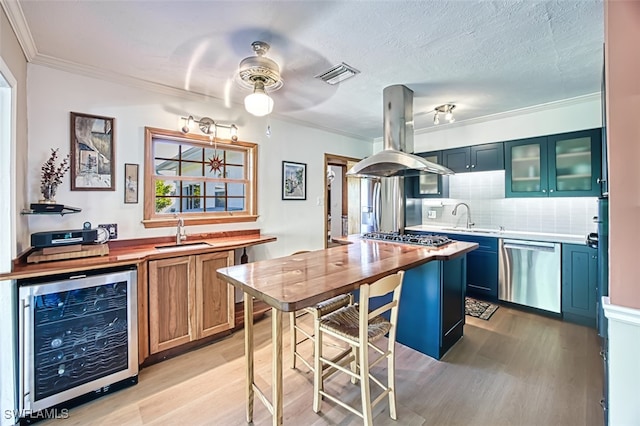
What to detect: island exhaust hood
<box><xmin>346</xmin><ymin>85</ymin><xmax>454</xmax><ymax>178</ymax></box>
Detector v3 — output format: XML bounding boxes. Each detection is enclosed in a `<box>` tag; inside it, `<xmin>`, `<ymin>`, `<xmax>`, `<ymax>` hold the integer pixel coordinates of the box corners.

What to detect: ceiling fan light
<box><xmin>244</xmin><ymin>82</ymin><xmax>274</xmax><ymax>117</ymax></box>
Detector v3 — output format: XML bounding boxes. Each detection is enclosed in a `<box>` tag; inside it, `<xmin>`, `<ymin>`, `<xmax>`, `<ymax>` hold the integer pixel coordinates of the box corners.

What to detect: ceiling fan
<box><xmin>237</xmin><ymin>41</ymin><xmax>284</xmax><ymax>117</ymax></box>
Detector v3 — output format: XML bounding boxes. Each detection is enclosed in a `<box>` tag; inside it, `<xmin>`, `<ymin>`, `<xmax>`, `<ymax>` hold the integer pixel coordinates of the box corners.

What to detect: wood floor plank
<box><xmin>39</xmin><ymin>304</ymin><xmax>604</xmax><ymax>426</ymax></box>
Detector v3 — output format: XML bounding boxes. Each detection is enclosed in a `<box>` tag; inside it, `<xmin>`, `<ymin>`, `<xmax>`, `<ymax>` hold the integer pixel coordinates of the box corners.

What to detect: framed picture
<box><xmin>70</xmin><ymin>112</ymin><xmax>115</xmax><ymax>190</ymax></box>
<box><xmin>282</xmin><ymin>161</ymin><xmax>307</xmax><ymax>200</ymax></box>
<box><xmin>124</xmin><ymin>163</ymin><xmax>139</xmax><ymax>204</ymax></box>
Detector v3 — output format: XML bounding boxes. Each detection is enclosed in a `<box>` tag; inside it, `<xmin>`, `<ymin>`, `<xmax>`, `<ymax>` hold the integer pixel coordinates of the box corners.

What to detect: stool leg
<box><xmin>388</xmin><ymin>339</ymin><xmax>397</xmax><ymax>420</ymax></box>
<box><xmin>312</xmin><ymin>319</ymin><xmax>323</xmax><ymax>413</ymax></box>
<box><xmin>244</xmin><ymin>296</ymin><xmax>254</xmax><ymax>423</ymax></box>
<box><xmin>360</xmin><ymin>340</ymin><xmax>373</xmax><ymax>426</ymax></box>
<box><xmin>290</xmin><ymin>311</ymin><xmax>297</xmax><ymax>369</ymax></box>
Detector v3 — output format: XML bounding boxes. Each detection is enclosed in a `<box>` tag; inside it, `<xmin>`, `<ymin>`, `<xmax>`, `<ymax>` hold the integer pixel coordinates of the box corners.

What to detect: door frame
<box><xmin>324</xmin><ymin>153</ymin><xmax>362</xmax><ymax>248</ymax></box>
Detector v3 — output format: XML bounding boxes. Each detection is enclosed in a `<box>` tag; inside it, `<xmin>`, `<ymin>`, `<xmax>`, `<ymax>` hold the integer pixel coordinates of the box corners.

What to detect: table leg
<box><xmin>272</xmin><ymin>308</ymin><xmax>283</xmax><ymax>426</ymax></box>
<box><xmin>244</xmin><ymin>295</ymin><xmax>254</xmax><ymax>423</ymax></box>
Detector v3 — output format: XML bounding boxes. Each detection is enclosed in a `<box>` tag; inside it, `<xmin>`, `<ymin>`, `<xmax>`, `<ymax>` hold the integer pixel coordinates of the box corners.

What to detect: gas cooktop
<box><xmin>361</xmin><ymin>232</ymin><xmax>451</xmax><ymax>247</ymax></box>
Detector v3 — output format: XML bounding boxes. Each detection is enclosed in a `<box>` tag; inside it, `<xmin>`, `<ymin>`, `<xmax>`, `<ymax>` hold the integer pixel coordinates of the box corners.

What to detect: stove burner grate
<box><xmin>362</xmin><ymin>232</ymin><xmax>451</xmax><ymax>247</ymax></box>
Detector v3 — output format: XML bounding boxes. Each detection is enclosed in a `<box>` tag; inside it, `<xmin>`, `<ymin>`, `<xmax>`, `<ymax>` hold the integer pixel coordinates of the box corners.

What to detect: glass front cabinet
<box><xmin>406</xmin><ymin>151</ymin><xmax>448</xmax><ymax>198</ymax></box>
<box><xmin>505</xmin><ymin>128</ymin><xmax>602</xmax><ymax>197</ymax></box>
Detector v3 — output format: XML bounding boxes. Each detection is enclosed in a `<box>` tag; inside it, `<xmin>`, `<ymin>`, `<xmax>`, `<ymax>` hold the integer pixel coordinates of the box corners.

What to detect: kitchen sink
<box><xmin>154</xmin><ymin>241</ymin><xmax>214</xmax><ymax>250</ymax></box>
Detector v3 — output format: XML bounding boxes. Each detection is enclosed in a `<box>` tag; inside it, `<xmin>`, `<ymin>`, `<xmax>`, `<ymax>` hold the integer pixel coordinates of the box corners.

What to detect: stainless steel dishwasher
<box><xmin>498</xmin><ymin>239</ymin><xmax>561</xmax><ymax>313</ymax></box>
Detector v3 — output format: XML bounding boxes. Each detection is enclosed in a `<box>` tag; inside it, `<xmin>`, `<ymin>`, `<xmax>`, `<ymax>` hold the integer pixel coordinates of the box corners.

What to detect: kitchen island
<box><xmin>216</xmin><ymin>236</ymin><xmax>477</xmax><ymax>425</ymax></box>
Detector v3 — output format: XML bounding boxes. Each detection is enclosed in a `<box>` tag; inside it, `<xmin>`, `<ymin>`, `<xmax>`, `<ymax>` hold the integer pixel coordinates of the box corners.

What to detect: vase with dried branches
<box><xmin>40</xmin><ymin>148</ymin><xmax>70</xmax><ymax>204</ymax></box>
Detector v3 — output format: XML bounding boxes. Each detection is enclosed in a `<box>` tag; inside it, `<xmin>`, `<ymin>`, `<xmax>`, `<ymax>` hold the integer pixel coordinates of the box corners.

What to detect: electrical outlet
<box><xmin>98</xmin><ymin>224</ymin><xmax>118</xmax><ymax>240</ymax></box>
<box><xmin>428</xmin><ymin>210</ymin><xmax>437</xmax><ymax>219</ymax></box>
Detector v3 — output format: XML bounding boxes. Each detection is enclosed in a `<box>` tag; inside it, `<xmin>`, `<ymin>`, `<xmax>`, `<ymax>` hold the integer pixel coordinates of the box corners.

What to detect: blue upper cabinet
<box><xmin>442</xmin><ymin>142</ymin><xmax>504</xmax><ymax>173</ymax></box>
<box><xmin>548</xmin><ymin>129</ymin><xmax>602</xmax><ymax>197</ymax></box>
<box><xmin>406</xmin><ymin>151</ymin><xmax>449</xmax><ymax>198</ymax></box>
<box><xmin>505</xmin><ymin>128</ymin><xmax>602</xmax><ymax>198</ymax></box>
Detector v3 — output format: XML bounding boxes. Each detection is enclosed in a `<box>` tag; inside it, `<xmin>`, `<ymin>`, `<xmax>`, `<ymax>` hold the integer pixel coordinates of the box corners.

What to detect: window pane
<box><xmin>154</xmin><ymin>141</ymin><xmax>180</xmax><ymax>160</ymax></box>
<box><xmin>205</xmin><ymin>182</ymin><xmax>225</xmax><ymax>196</ymax></box>
<box><xmin>181</xmin><ymin>161</ymin><xmax>204</xmax><ymax>177</ymax></box>
<box><xmin>155</xmin><ymin>160</ymin><xmax>179</xmax><ymax>176</ymax></box>
<box><xmin>182</xmin><ymin>182</ymin><xmax>203</xmax><ymax>196</ymax></box>
<box><xmin>225</xmin><ymin>165</ymin><xmax>244</xmax><ymax>179</ymax></box>
<box><xmin>226</xmin><ymin>150</ymin><xmax>244</xmax><ymax>165</ymax></box>
<box><xmin>182</xmin><ymin>197</ymin><xmax>204</xmax><ymax>212</ymax></box>
<box><xmin>205</xmin><ymin>197</ymin><xmax>226</xmax><ymax>211</ymax></box>
<box><xmin>181</xmin><ymin>146</ymin><xmax>203</xmax><ymax>163</ymax></box>
<box><xmin>228</xmin><ymin>183</ymin><xmax>245</xmax><ymax>197</ymax></box>
<box><xmin>156</xmin><ymin>179</ymin><xmax>179</xmax><ymax>196</ymax></box>
<box><xmin>228</xmin><ymin>197</ymin><xmax>245</xmax><ymax>211</ymax></box>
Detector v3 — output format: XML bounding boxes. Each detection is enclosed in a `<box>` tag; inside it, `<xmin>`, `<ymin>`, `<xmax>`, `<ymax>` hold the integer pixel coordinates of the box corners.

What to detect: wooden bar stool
<box><xmin>312</xmin><ymin>270</ymin><xmax>405</xmax><ymax>426</ymax></box>
<box><xmin>289</xmin><ymin>251</ymin><xmax>351</xmax><ymax>371</ymax></box>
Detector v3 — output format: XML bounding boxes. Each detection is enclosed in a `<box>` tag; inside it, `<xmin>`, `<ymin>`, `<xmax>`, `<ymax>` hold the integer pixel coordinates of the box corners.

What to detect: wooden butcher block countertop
<box><xmin>217</xmin><ymin>235</ymin><xmax>478</xmax><ymax>313</ymax></box>
<box><xmin>3</xmin><ymin>229</ymin><xmax>276</xmax><ymax>280</ymax></box>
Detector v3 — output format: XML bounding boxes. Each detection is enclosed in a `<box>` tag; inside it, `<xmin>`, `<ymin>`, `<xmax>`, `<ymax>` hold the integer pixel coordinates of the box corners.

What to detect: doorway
<box><xmin>324</xmin><ymin>154</ymin><xmax>361</xmax><ymax>248</ymax></box>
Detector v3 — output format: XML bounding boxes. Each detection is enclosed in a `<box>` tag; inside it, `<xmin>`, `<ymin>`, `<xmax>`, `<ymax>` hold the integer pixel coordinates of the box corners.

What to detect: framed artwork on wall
<box><xmin>282</xmin><ymin>161</ymin><xmax>306</xmax><ymax>200</ymax></box>
<box><xmin>70</xmin><ymin>112</ymin><xmax>115</xmax><ymax>190</ymax></box>
<box><xmin>124</xmin><ymin>163</ymin><xmax>139</xmax><ymax>204</ymax></box>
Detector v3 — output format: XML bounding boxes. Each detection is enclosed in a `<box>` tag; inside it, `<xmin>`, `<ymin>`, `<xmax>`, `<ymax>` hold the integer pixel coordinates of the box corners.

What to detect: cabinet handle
<box><xmin>465</xmin><ymin>165</ymin><xmax>470</xmax><ymax>169</ymax></box>
<box><xmin>471</xmin><ymin>164</ymin><xmax>476</xmax><ymax>168</ymax></box>
<box><xmin>542</xmin><ymin>189</ymin><xmax>546</xmax><ymax>193</ymax></box>
<box><xmin>550</xmin><ymin>189</ymin><xmax>554</xmax><ymax>193</ymax></box>
<box><xmin>597</xmin><ymin>178</ymin><xmax>606</xmax><ymax>184</ymax></box>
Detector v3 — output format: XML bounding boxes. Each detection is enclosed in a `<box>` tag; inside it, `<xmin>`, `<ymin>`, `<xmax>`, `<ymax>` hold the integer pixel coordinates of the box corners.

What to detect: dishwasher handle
<box><xmin>502</xmin><ymin>239</ymin><xmax>558</xmax><ymax>252</ymax></box>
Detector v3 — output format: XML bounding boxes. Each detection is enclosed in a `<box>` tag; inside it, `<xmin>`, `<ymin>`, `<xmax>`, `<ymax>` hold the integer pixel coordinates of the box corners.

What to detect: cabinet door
<box><xmin>548</xmin><ymin>128</ymin><xmax>602</xmax><ymax>197</ymax></box>
<box><xmin>443</xmin><ymin>148</ymin><xmax>470</xmax><ymax>173</ymax></box>
<box><xmin>195</xmin><ymin>251</ymin><xmax>235</xmax><ymax>339</ymax></box>
<box><xmin>149</xmin><ymin>256</ymin><xmax>196</xmax><ymax>354</ymax></box>
<box><xmin>410</xmin><ymin>151</ymin><xmax>448</xmax><ymax>198</ymax></box>
<box><xmin>505</xmin><ymin>137</ymin><xmax>549</xmax><ymax>197</ymax></box>
<box><xmin>562</xmin><ymin>244</ymin><xmax>597</xmax><ymax>326</ymax></box>
<box><xmin>471</xmin><ymin>142</ymin><xmax>504</xmax><ymax>172</ymax></box>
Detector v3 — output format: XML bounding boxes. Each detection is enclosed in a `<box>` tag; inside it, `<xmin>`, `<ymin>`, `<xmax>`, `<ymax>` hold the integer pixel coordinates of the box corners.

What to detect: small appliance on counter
<box><xmin>27</xmin><ymin>228</ymin><xmax>110</xmax><ymax>264</ymax></box>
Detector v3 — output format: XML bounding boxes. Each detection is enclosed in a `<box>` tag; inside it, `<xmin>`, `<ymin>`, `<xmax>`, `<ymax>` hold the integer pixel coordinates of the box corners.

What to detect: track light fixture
<box><xmin>180</xmin><ymin>115</ymin><xmax>238</xmax><ymax>141</ymax></box>
<box><xmin>433</xmin><ymin>104</ymin><xmax>456</xmax><ymax>125</ymax></box>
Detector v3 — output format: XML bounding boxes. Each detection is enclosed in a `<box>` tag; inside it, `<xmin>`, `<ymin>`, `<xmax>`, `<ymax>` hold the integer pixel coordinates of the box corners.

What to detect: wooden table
<box><xmin>216</xmin><ymin>237</ymin><xmax>477</xmax><ymax>425</ymax></box>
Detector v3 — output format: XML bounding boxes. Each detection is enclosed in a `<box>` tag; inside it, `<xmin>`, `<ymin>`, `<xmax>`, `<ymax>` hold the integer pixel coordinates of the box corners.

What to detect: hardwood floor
<box><xmin>40</xmin><ymin>304</ymin><xmax>604</xmax><ymax>426</ymax></box>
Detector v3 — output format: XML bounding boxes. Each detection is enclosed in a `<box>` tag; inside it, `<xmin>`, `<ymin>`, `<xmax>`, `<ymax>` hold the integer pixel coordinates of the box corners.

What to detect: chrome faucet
<box><xmin>176</xmin><ymin>216</ymin><xmax>187</xmax><ymax>245</ymax></box>
<box><xmin>452</xmin><ymin>202</ymin><xmax>474</xmax><ymax>229</ymax></box>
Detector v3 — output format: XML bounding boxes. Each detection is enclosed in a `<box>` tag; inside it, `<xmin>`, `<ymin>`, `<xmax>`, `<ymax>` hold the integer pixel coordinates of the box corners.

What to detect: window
<box><xmin>143</xmin><ymin>127</ymin><xmax>257</xmax><ymax>228</ymax></box>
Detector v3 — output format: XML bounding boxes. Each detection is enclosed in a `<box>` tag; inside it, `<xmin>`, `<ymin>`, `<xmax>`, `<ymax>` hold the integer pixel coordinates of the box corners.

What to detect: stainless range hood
<box><xmin>346</xmin><ymin>85</ymin><xmax>454</xmax><ymax>177</ymax></box>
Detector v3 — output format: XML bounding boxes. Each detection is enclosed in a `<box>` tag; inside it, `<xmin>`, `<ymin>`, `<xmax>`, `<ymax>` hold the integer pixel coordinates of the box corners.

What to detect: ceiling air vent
<box><xmin>315</xmin><ymin>62</ymin><xmax>360</xmax><ymax>85</ymax></box>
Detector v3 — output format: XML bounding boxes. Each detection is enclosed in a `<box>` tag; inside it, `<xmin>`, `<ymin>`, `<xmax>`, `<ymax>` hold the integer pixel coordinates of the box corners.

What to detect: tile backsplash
<box><xmin>418</xmin><ymin>170</ymin><xmax>598</xmax><ymax>236</ymax></box>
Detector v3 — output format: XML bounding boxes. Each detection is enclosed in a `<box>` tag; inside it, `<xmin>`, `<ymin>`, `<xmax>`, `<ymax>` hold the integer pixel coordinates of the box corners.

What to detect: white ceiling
<box><xmin>4</xmin><ymin>0</ymin><xmax>604</xmax><ymax>140</ymax></box>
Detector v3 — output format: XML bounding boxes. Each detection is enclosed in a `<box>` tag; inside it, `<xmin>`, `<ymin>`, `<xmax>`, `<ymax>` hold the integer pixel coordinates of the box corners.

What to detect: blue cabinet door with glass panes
<box><xmin>409</xmin><ymin>151</ymin><xmax>448</xmax><ymax>198</ymax></box>
<box><xmin>548</xmin><ymin>128</ymin><xmax>602</xmax><ymax>197</ymax></box>
<box><xmin>504</xmin><ymin>136</ymin><xmax>549</xmax><ymax>197</ymax></box>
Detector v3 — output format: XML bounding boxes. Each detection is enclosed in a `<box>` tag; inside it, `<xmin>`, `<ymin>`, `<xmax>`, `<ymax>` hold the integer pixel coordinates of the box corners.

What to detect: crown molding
<box><xmin>415</xmin><ymin>92</ymin><xmax>602</xmax><ymax>136</ymax></box>
<box><xmin>0</xmin><ymin>0</ymin><xmax>37</xmax><ymax>61</ymax></box>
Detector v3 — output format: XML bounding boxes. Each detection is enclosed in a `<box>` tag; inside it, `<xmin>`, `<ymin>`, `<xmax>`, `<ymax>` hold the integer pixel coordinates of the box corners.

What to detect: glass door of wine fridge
<box><xmin>18</xmin><ymin>268</ymin><xmax>138</xmax><ymax>415</ymax></box>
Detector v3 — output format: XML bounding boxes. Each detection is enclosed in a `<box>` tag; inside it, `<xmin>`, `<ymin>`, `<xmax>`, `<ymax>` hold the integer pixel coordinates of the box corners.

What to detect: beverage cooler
<box><xmin>17</xmin><ymin>267</ymin><xmax>138</xmax><ymax>421</ymax></box>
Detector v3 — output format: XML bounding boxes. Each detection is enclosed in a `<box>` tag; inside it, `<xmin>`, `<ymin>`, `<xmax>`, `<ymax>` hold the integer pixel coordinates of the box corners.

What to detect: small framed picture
<box><xmin>70</xmin><ymin>112</ymin><xmax>115</xmax><ymax>191</ymax></box>
<box><xmin>282</xmin><ymin>161</ymin><xmax>306</xmax><ymax>200</ymax></box>
<box><xmin>124</xmin><ymin>163</ymin><xmax>139</xmax><ymax>204</ymax></box>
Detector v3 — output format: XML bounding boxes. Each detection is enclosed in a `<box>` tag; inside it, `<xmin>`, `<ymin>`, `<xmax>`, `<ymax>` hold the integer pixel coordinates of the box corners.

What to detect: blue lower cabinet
<box><xmin>562</xmin><ymin>244</ymin><xmax>597</xmax><ymax>327</ymax></box>
<box><xmin>453</xmin><ymin>235</ymin><xmax>498</xmax><ymax>300</ymax></box>
<box><xmin>396</xmin><ymin>255</ymin><xmax>466</xmax><ymax>360</ymax></box>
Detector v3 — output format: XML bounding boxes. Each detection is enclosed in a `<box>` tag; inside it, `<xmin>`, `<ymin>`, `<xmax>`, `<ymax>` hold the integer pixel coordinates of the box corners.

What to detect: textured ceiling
<box><xmin>6</xmin><ymin>0</ymin><xmax>604</xmax><ymax>140</ymax></box>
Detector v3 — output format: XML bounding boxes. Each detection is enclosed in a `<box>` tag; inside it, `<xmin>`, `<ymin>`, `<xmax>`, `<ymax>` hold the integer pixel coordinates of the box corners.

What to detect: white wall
<box><xmin>26</xmin><ymin>65</ymin><xmax>372</xmax><ymax>260</ymax></box>
<box><xmin>372</xmin><ymin>94</ymin><xmax>602</xmax><ymax>154</ymax></box>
